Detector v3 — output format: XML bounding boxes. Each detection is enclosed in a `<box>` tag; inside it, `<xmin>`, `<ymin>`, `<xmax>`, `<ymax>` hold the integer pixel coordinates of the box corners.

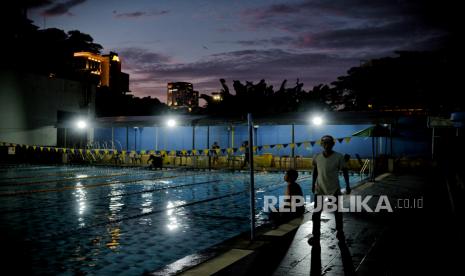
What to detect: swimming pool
<box><xmin>0</xmin><ymin>165</ymin><xmax>359</xmax><ymax>275</ymax></box>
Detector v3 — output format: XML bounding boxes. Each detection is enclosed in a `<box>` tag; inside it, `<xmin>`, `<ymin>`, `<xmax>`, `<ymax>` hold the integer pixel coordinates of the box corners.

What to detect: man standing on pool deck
<box><xmin>308</xmin><ymin>135</ymin><xmax>351</xmax><ymax>246</ymax></box>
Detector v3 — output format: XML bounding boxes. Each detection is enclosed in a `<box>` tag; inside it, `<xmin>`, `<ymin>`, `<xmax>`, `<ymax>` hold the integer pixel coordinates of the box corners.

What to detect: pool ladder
<box><xmin>359</xmin><ymin>159</ymin><xmax>371</xmax><ymax>181</ymax></box>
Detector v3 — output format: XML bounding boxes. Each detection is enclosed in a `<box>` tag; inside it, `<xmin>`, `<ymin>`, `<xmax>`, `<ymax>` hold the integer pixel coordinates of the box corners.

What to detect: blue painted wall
<box><xmin>93</xmin><ymin>124</ymin><xmax>429</xmax><ymax>158</ymax></box>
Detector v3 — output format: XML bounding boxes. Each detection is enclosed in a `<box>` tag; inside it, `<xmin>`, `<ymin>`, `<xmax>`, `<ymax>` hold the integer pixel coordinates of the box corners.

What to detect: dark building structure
<box><xmin>167</xmin><ymin>82</ymin><xmax>199</xmax><ymax>111</ymax></box>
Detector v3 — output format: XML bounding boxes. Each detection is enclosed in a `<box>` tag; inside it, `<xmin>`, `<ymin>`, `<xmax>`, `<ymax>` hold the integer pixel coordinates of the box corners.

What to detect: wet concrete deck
<box><xmin>271</xmin><ymin>172</ymin><xmax>464</xmax><ymax>276</ymax></box>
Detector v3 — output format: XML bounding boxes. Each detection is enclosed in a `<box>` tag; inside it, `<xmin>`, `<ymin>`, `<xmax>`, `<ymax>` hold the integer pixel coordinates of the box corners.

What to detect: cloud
<box><xmin>295</xmin><ymin>20</ymin><xmax>445</xmax><ymax>50</ymax></box>
<box><xmin>41</xmin><ymin>0</ymin><xmax>86</xmax><ymax>16</ymax></box>
<box><xmin>240</xmin><ymin>0</ymin><xmax>451</xmax><ymax>48</ymax></box>
<box><xmin>113</xmin><ymin>10</ymin><xmax>170</xmax><ymax>19</ymax></box>
<box><xmin>223</xmin><ymin>19</ymin><xmax>443</xmax><ymax>56</ymax></box>
<box><xmin>118</xmin><ymin>47</ymin><xmax>172</xmax><ymax>70</ymax></box>
<box><xmin>226</xmin><ymin>36</ymin><xmax>293</xmax><ymax>47</ymax></box>
<box><xmin>118</xmin><ymin>47</ymin><xmax>369</xmax><ymax>100</ymax></box>
<box><xmin>116</xmin><ymin>0</ymin><xmax>456</xmax><ymax>100</ymax></box>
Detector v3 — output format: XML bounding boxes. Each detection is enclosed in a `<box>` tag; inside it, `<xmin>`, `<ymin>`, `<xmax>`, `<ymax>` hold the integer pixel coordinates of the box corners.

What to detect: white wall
<box><xmin>0</xmin><ymin>70</ymin><xmax>95</xmax><ymax>146</ymax></box>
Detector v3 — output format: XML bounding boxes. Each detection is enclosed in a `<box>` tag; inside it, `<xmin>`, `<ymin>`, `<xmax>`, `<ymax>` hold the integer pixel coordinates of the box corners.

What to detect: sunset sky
<box><xmin>28</xmin><ymin>0</ymin><xmax>453</xmax><ymax>102</ymax></box>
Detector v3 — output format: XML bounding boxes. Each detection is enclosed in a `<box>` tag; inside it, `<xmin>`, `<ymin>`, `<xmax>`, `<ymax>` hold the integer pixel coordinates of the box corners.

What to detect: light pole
<box><xmin>291</xmin><ymin>123</ymin><xmax>295</xmax><ymax>169</ymax></box>
<box><xmin>207</xmin><ymin>125</ymin><xmax>210</xmax><ymax>170</ymax></box>
<box><xmin>75</xmin><ymin>119</ymin><xmax>88</xmax><ymax>148</ymax></box>
<box><xmin>248</xmin><ymin>113</ymin><xmax>255</xmax><ymax>240</ymax></box>
<box><xmin>310</xmin><ymin>115</ymin><xmax>324</xmax><ymax>160</ymax></box>
<box><xmin>134</xmin><ymin>127</ymin><xmax>138</xmax><ymax>152</ymax></box>
<box><xmin>64</xmin><ymin>127</ymin><xmax>67</xmax><ymax>148</ymax></box>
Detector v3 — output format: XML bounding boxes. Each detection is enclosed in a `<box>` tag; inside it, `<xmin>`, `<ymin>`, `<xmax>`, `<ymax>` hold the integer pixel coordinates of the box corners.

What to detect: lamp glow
<box><xmin>76</xmin><ymin>120</ymin><xmax>87</xmax><ymax>129</ymax></box>
<box><xmin>312</xmin><ymin>116</ymin><xmax>323</xmax><ymax>126</ymax></box>
<box><xmin>166</xmin><ymin>119</ymin><xmax>177</xmax><ymax>128</ymax></box>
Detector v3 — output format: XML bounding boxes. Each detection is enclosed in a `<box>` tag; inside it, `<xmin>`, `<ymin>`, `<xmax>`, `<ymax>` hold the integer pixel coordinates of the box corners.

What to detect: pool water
<box><xmin>0</xmin><ymin>165</ymin><xmax>359</xmax><ymax>275</ymax></box>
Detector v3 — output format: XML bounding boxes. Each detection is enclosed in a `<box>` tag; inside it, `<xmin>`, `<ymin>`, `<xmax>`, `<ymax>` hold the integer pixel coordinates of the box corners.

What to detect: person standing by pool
<box><xmin>211</xmin><ymin>141</ymin><xmax>220</xmax><ymax>165</ymax></box>
<box><xmin>308</xmin><ymin>135</ymin><xmax>351</xmax><ymax>246</ymax></box>
<box><xmin>241</xmin><ymin>140</ymin><xmax>249</xmax><ymax>169</ymax></box>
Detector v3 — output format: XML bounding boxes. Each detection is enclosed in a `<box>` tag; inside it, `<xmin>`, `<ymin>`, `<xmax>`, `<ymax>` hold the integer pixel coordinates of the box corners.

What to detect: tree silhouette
<box><xmin>329</xmin><ymin>50</ymin><xmax>460</xmax><ymax>112</ymax></box>
<box><xmin>66</xmin><ymin>30</ymin><xmax>103</xmax><ymax>54</ymax></box>
<box><xmin>199</xmin><ymin>78</ymin><xmax>329</xmax><ymax>116</ymax></box>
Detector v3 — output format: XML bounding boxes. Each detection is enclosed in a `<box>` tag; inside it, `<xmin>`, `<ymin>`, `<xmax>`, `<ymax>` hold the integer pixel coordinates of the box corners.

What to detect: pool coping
<box><xmin>147</xmin><ymin>216</ymin><xmax>305</xmax><ymax>276</ymax></box>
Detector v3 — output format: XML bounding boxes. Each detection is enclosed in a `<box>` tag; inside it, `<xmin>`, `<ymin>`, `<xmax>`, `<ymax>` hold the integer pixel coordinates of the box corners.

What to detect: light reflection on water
<box><xmin>166</xmin><ymin>200</ymin><xmax>186</xmax><ymax>231</ymax></box>
<box><xmin>73</xmin><ymin>182</ymin><xmax>87</xmax><ymax>227</ymax></box>
<box><xmin>141</xmin><ymin>192</ymin><xmax>153</xmax><ymax>214</ymax></box>
<box><xmin>0</xmin><ymin>166</ymin><xmax>361</xmax><ymax>275</ymax></box>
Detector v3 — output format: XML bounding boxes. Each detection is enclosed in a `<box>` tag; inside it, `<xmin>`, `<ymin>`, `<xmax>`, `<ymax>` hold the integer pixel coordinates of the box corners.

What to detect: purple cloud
<box><xmin>113</xmin><ymin>10</ymin><xmax>170</xmax><ymax>19</ymax></box>
<box><xmin>41</xmin><ymin>0</ymin><xmax>86</xmax><ymax>16</ymax></box>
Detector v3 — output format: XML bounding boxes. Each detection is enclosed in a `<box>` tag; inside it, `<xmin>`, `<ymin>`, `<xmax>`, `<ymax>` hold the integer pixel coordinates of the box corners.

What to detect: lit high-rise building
<box><xmin>73</xmin><ymin>51</ymin><xmax>129</xmax><ymax>94</ymax></box>
<box><xmin>167</xmin><ymin>82</ymin><xmax>199</xmax><ymax>110</ymax></box>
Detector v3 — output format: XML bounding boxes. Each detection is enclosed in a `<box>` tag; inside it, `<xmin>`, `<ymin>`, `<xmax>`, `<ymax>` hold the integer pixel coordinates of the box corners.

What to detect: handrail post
<box><xmin>248</xmin><ymin>113</ymin><xmax>255</xmax><ymax>240</ymax></box>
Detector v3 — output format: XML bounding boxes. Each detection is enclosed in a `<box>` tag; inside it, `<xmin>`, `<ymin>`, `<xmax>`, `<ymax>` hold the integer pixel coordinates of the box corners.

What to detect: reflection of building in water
<box><xmin>106</xmin><ymin>184</ymin><xmax>123</xmax><ymax>250</ymax></box>
<box><xmin>106</xmin><ymin>228</ymin><xmax>121</xmax><ymax>250</ymax></box>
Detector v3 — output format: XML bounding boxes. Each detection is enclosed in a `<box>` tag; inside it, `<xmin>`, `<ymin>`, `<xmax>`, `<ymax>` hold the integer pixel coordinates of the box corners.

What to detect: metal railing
<box><xmin>360</xmin><ymin>158</ymin><xmax>370</xmax><ymax>181</ymax></box>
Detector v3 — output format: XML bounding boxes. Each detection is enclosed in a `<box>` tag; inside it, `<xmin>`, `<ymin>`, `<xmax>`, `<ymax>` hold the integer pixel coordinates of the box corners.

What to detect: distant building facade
<box><xmin>73</xmin><ymin>51</ymin><xmax>129</xmax><ymax>94</ymax></box>
<box><xmin>167</xmin><ymin>82</ymin><xmax>199</xmax><ymax>111</ymax></box>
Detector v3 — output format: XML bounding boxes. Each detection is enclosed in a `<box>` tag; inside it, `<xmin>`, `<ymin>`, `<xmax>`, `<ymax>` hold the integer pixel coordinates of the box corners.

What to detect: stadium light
<box><xmin>312</xmin><ymin>116</ymin><xmax>323</xmax><ymax>126</ymax></box>
<box><xmin>76</xmin><ymin>120</ymin><xmax>87</xmax><ymax>129</ymax></box>
<box><xmin>166</xmin><ymin>118</ymin><xmax>177</xmax><ymax>128</ymax></box>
